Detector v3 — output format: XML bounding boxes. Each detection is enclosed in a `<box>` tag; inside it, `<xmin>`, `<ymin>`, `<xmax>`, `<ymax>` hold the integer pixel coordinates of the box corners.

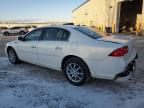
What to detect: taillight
<box><xmin>109</xmin><ymin>46</ymin><xmax>128</xmax><ymax>57</ymax></box>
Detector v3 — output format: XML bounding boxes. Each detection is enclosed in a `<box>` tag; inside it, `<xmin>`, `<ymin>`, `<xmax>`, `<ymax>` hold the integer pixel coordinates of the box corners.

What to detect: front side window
<box><xmin>74</xmin><ymin>26</ymin><xmax>108</xmax><ymax>39</ymax></box>
<box><xmin>24</xmin><ymin>29</ymin><xmax>42</xmax><ymax>41</ymax></box>
<box><xmin>42</xmin><ymin>28</ymin><xmax>69</xmax><ymax>41</ymax></box>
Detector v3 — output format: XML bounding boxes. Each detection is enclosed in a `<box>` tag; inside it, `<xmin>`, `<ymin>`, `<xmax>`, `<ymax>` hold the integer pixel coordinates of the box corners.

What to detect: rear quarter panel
<box><xmin>62</xmin><ymin>39</ymin><xmax>125</xmax><ymax>79</ymax></box>
<box><xmin>74</xmin><ymin>40</ymin><xmax>123</xmax><ymax>60</ymax></box>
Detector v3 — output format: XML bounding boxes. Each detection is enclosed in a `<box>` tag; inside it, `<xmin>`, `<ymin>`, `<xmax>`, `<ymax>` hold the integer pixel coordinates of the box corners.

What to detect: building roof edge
<box><xmin>72</xmin><ymin>0</ymin><xmax>90</xmax><ymax>12</ymax></box>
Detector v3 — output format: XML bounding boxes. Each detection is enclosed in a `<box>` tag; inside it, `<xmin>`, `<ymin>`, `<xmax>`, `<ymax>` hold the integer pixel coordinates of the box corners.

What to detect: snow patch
<box><xmin>0</xmin><ymin>56</ymin><xmax>144</xmax><ymax>108</ymax></box>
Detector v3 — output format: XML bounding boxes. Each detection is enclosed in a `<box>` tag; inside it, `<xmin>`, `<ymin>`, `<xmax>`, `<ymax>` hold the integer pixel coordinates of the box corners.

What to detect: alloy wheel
<box><xmin>8</xmin><ymin>49</ymin><xmax>17</xmax><ymax>63</ymax></box>
<box><xmin>66</xmin><ymin>63</ymin><xmax>84</xmax><ymax>83</ymax></box>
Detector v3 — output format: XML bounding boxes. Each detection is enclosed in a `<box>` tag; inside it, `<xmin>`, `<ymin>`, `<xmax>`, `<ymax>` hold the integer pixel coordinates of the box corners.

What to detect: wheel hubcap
<box><xmin>9</xmin><ymin>50</ymin><xmax>16</xmax><ymax>63</ymax></box>
<box><xmin>66</xmin><ymin>63</ymin><xmax>84</xmax><ymax>83</ymax></box>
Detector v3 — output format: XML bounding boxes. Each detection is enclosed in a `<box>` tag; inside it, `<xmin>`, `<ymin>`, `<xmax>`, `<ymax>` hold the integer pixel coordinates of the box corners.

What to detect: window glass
<box><xmin>11</xmin><ymin>27</ymin><xmax>20</xmax><ymax>30</ymax></box>
<box><xmin>42</xmin><ymin>28</ymin><xmax>69</xmax><ymax>41</ymax></box>
<box><xmin>10</xmin><ymin>27</ymin><xmax>16</xmax><ymax>30</ymax></box>
<box><xmin>62</xmin><ymin>30</ymin><xmax>69</xmax><ymax>41</ymax></box>
<box><xmin>24</xmin><ymin>29</ymin><xmax>42</xmax><ymax>41</ymax></box>
<box><xmin>74</xmin><ymin>26</ymin><xmax>108</xmax><ymax>39</ymax></box>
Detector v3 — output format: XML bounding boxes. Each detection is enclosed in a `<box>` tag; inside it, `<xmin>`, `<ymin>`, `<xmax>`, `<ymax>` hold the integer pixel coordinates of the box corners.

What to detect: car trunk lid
<box><xmin>98</xmin><ymin>36</ymin><xmax>134</xmax><ymax>60</ymax></box>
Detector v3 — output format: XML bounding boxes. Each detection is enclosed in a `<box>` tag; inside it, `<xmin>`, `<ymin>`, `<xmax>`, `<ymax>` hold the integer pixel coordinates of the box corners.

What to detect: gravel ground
<box><xmin>0</xmin><ymin>35</ymin><xmax>144</xmax><ymax>108</ymax></box>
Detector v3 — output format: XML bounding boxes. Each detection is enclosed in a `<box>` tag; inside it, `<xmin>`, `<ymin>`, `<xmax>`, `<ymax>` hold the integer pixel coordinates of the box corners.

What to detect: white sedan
<box><xmin>2</xmin><ymin>27</ymin><xmax>28</xmax><ymax>36</ymax></box>
<box><xmin>5</xmin><ymin>25</ymin><xmax>138</xmax><ymax>86</ymax></box>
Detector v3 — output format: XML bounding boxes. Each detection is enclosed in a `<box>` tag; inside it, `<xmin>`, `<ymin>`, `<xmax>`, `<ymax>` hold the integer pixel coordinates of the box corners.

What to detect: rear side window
<box><xmin>74</xmin><ymin>27</ymin><xmax>102</xmax><ymax>39</ymax></box>
<box><xmin>11</xmin><ymin>27</ymin><xmax>21</xmax><ymax>30</ymax></box>
<box><xmin>42</xmin><ymin>28</ymin><xmax>70</xmax><ymax>41</ymax></box>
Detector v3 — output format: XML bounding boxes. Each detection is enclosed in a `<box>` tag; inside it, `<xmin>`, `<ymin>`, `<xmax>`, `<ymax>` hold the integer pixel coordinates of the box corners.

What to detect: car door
<box><xmin>9</xmin><ymin>27</ymin><xmax>16</xmax><ymax>34</ymax></box>
<box><xmin>16</xmin><ymin>28</ymin><xmax>43</xmax><ymax>63</ymax></box>
<box><xmin>38</xmin><ymin>27</ymin><xmax>70</xmax><ymax>69</ymax></box>
<box><xmin>14</xmin><ymin>27</ymin><xmax>21</xmax><ymax>34</ymax></box>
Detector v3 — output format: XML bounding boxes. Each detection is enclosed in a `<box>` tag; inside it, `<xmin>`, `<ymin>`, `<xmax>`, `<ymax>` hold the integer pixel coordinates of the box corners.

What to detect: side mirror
<box><xmin>18</xmin><ymin>36</ymin><xmax>24</xmax><ymax>41</ymax></box>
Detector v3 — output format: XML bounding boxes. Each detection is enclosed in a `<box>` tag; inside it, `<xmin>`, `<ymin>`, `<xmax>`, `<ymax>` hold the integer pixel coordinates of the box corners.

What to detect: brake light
<box><xmin>109</xmin><ymin>46</ymin><xmax>128</xmax><ymax>57</ymax></box>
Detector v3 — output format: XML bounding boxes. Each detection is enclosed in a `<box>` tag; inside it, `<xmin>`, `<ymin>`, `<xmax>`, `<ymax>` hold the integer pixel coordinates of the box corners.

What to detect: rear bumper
<box><xmin>114</xmin><ymin>54</ymin><xmax>138</xmax><ymax>80</ymax></box>
<box><xmin>84</xmin><ymin>49</ymin><xmax>137</xmax><ymax>80</ymax></box>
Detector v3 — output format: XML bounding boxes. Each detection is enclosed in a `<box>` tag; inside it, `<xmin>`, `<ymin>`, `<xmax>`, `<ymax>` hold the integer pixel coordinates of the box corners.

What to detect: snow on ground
<box><xmin>0</xmin><ymin>58</ymin><xmax>144</xmax><ymax>108</ymax></box>
<box><xmin>0</xmin><ymin>36</ymin><xmax>144</xmax><ymax>108</ymax></box>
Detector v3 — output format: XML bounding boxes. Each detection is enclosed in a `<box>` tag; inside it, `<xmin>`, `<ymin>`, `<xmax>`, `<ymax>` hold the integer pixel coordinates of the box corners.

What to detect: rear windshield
<box><xmin>74</xmin><ymin>26</ymin><xmax>108</xmax><ymax>39</ymax></box>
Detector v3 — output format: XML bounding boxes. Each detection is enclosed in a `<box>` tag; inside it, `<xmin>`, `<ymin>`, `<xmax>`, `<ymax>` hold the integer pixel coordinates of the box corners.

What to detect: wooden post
<box><xmin>142</xmin><ymin>0</ymin><xmax>144</xmax><ymax>37</ymax></box>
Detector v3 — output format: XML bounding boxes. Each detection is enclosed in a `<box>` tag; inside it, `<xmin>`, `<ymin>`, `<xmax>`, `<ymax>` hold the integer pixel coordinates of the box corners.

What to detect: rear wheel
<box><xmin>7</xmin><ymin>47</ymin><xmax>20</xmax><ymax>64</ymax></box>
<box><xmin>63</xmin><ymin>58</ymin><xmax>91</xmax><ymax>86</ymax></box>
<box><xmin>20</xmin><ymin>31</ymin><xmax>25</xmax><ymax>35</ymax></box>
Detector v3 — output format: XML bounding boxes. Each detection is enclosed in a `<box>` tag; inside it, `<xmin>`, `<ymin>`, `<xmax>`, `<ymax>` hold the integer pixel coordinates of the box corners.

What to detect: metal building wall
<box><xmin>73</xmin><ymin>0</ymin><xmax>144</xmax><ymax>35</ymax></box>
<box><xmin>72</xmin><ymin>0</ymin><xmax>119</xmax><ymax>32</ymax></box>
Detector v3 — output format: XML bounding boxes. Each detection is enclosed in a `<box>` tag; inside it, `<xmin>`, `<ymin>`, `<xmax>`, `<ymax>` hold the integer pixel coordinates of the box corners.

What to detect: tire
<box><xmin>7</xmin><ymin>47</ymin><xmax>20</xmax><ymax>64</ymax></box>
<box><xmin>4</xmin><ymin>32</ymin><xmax>9</xmax><ymax>36</ymax></box>
<box><xmin>20</xmin><ymin>31</ymin><xmax>25</xmax><ymax>35</ymax></box>
<box><xmin>63</xmin><ymin>57</ymin><xmax>91</xmax><ymax>86</ymax></box>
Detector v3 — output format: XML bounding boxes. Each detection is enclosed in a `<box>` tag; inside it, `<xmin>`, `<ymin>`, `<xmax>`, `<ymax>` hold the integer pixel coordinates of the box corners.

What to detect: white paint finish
<box><xmin>38</xmin><ymin>41</ymin><xmax>70</xmax><ymax>70</ymax></box>
<box><xmin>5</xmin><ymin>25</ymin><xmax>137</xmax><ymax>80</ymax></box>
<box><xmin>15</xmin><ymin>41</ymin><xmax>38</xmax><ymax>63</ymax></box>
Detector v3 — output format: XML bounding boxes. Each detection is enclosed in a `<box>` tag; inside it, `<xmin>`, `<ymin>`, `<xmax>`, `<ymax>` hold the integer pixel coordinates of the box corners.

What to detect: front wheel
<box><xmin>63</xmin><ymin>58</ymin><xmax>91</xmax><ymax>86</ymax></box>
<box><xmin>7</xmin><ymin>48</ymin><xmax>20</xmax><ymax>64</ymax></box>
<box><xmin>4</xmin><ymin>32</ymin><xmax>9</xmax><ymax>36</ymax></box>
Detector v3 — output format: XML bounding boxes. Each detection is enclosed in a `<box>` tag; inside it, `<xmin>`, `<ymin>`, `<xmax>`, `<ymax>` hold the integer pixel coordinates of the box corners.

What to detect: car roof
<box><xmin>11</xmin><ymin>26</ymin><xmax>24</xmax><ymax>28</ymax></box>
<box><xmin>37</xmin><ymin>25</ymin><xmax>78</xmax><ymax>30</ymax></box>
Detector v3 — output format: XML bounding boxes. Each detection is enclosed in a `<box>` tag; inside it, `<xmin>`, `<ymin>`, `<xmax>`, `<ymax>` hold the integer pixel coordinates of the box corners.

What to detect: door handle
<box><xmin>55</xmin><ymin>47</ymin><xmax>62</xmax><ymax>51</ymax></box>
<box><xmin>31</xmin><ymin>46</ymin><xmax>36</xmax><ymax>48</ymax></box>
